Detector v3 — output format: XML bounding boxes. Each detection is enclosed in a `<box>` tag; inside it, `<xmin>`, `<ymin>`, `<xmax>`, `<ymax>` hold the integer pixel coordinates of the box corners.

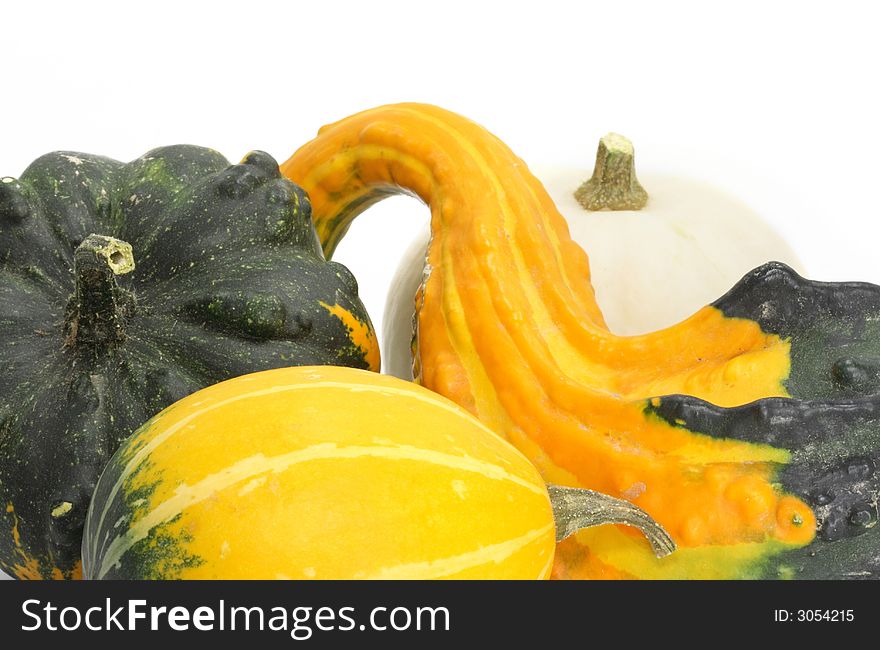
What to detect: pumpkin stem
<box><xmin>65</xmin><ymin>234</ymin><xmax>136</xmax><ymax>350</ymax></box>
<box><xmin>547</xmin><ymin>484</ymin><xmax>675</xmax><ymax>558</ymax></box>
<box><xmin>574</xmin><ymin>133</ymin><xmax>648</xmax><ymax>211</ymax></box>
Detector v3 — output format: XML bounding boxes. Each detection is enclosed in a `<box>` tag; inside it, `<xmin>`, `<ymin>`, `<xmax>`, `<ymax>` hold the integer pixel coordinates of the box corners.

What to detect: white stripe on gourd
<box><xmin>89</xmin><ymin>380</ymin><xmax>537</xmax><ymax>568</ymax></box>
<box><xmin>96</xmin><ymin>442</ymin><xmax>546</xmax><ymax>579</ymax></box>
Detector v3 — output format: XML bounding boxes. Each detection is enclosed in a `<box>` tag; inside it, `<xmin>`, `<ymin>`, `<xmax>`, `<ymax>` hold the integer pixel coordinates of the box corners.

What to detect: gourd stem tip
<box><xmin>65</xmin><ymin>234</ymin><xmax>136</xmax><ymax>349</ymax></box>
<box><xmin>574</xmin><ymin>133</ymin><xmax>648</xmax><ymax>211</ymax></box>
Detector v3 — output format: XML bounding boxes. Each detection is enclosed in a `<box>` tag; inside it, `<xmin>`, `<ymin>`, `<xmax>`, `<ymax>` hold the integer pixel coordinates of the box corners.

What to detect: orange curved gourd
<box><xmin>280</xmin><ymin>104</ymin><xmax>819</xmax><ymax>579</ymax></box>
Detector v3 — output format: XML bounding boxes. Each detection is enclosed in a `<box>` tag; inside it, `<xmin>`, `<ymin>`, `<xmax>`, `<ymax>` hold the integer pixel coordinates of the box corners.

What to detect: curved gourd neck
<box><xmin>284</xmin><ymin>103</ymin><xmax>610</xmax><ymax>331</ymax></box>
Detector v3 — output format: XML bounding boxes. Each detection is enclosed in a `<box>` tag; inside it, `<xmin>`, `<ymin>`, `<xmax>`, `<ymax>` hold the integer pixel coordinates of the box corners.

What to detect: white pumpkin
<box><xmin>382</xmin><ymin>134</ymin><xmax>804</xmax><ymax>380</ymax></box>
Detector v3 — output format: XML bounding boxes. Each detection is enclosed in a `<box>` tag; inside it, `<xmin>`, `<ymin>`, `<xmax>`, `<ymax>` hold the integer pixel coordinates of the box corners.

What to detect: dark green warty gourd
<box><xmin>0</xmin><ymin>146</ymin><xmax>378</xmax><ymax>579</ymax></box>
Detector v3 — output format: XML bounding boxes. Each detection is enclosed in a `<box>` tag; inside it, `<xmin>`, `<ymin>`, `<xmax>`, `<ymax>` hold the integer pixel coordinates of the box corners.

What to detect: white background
<box><xmin>2</xmin><ymin>0</ymin><xmax>879</xmax><ymax>580</ymax></box>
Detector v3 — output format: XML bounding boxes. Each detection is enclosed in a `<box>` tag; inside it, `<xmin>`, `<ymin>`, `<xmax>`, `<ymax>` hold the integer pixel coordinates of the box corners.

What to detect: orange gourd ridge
<box><xmin>281</xmin><ymin>104</ymin><xmax>880</xmax><ymax>579</ymax></box>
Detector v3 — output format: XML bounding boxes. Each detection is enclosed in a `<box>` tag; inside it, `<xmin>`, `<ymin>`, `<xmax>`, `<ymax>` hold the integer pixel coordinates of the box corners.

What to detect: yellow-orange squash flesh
<box><xmin>82</xmin><ymin>366</ymin><xmax>556</xmax><ymax>579</ymax></box>
<box><xmin>280</xmin><ymin>104</ymin><xmax>817</xmax><ymax>579</ymax></box>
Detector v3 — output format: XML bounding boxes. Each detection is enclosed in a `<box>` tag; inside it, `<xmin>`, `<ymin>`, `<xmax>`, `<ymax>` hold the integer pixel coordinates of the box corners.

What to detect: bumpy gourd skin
<box><xmin>0</xmin><ymin>146</ymin><xmax>378</xmax><ymax>579</ymax></box>
<box><xmin>282</xmin><ymin>103</ymin><xmax>880</xmax><ymax>579</ymax></box>
<box><xmin>648</xmin><ymin>265</ymin><xmax>880</xmax><ymax>578</ymax></box>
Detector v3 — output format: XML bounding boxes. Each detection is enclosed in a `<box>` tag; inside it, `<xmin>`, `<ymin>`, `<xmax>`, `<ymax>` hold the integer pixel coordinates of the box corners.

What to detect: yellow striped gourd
<box><xmin>82</xmin><ymin>366</ymin><xmax>671</xmax><ymax>579</ymax></box>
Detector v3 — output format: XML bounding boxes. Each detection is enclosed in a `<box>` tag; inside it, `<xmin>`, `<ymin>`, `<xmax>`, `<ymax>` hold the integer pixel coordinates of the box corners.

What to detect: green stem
<box><xmin>547</xmin><ymin>484</ymin><xmax>676</xmax><ymax>558</ymax></box>
<box><xmin>65</xmin><ymin>234</ymin><xmax>136</xmax><ymax>349</ymax></box>
<box><xmin>574</xmin><ymin>133</ymin><xmax>648</xmax><ymax>211</ymax></box>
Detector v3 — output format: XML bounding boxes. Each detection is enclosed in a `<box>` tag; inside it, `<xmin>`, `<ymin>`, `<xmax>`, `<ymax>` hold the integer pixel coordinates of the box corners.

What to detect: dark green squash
<box><xmin>0</xmin><ymin>146</ymin><xmax>379</xmax><ymax>579</ymax></box>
